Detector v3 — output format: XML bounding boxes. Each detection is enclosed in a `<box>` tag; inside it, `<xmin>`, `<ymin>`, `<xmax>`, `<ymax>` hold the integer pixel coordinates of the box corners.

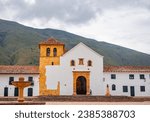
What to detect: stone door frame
<box><xmin>72</xmin><ymin>71</ymin><xmax>90</xmax><ymax>95</ymax></box>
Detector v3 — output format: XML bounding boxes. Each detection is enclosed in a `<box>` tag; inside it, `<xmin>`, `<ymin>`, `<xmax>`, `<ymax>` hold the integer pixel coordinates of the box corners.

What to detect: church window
<box><xmin>53</xmin><ymin>48</ymin><xmax>57</xmax><ymax>57</ymax></box>
<box><xmin>70</xmin><ymin>60</ymin><xmax>75</xmax><ymax>66</ymax></box>
<box><xmin>87</xmin><ymin>60</ymin><xmax>92</xmax><ymax>66</ymax></box>
<box><xmin>46</xmin><ymin>48</ymin><xmax>50</xmax><ymax>56</ymax></box>
<box><xmin>79</xmin><ymin>58</ymin><xmax>84</xmax><ymax>65</ymax></box>
<box><xmin>112</xmin><ymin>84</ymin><xmax>116</xmax><ymax>91</ymax></box>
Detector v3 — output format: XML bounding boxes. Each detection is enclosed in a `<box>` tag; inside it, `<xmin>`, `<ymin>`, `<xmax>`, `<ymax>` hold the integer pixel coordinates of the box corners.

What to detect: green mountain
<box><xmin>0</xmin><ymin>19</ymin><xmax>150</xmax><ymax>66</ymax></box>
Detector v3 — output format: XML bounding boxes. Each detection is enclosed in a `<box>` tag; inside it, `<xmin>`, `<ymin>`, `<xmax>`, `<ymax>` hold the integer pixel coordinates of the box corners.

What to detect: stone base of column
<box><xmin>18</xmin><ymin>98</ymin><xmax>25</xmax><ymax>102</ymax></box>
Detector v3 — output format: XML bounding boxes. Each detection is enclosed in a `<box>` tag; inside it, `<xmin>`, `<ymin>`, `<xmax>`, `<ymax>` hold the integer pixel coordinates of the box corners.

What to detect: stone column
<box><xmin>18</xmin><ymin>87</ymin><xmax>24</xmax><ymax>102</ymax></box>
<box><xmin>86</xmin><ymin>77</ymin><xmax>90</xmax><ymax>95</ymax></box>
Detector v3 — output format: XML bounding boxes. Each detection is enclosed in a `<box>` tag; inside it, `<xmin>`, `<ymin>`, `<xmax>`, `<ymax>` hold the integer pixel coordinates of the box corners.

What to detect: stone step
<box><xmin>0</xmin><ymin>102</ymin><xmax>45</xmax><ymax>105</ymax></box>
<box><xmin>33</xmin><ymin>96</ymin><xmax>150</xmax><ymax>102</ymax></box>
<box><xmin>0</xmin><ymin>97</ymin><xmax>35</xmax><ymax>101</ymax></box>
<box><xmin>0</xmin><ymin>96</ymin><xmax>150</xmax><ymax>102</ymax></box>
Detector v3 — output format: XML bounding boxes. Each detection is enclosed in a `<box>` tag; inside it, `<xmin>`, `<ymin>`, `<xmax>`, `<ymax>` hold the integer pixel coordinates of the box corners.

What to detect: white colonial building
<box><xmin>104</xmin><ymin>66</ymin><xmax>150</xmax><ymax>97</ymax></box>
<box><xmin>0</xmin><ymin>38</ymin><xmax>150</xmax><ymax>97</ymax></box>
<box><xmin>0</xmin><ymin>66</ymin><xmax>39</xmax><ymax>97</ymax></box>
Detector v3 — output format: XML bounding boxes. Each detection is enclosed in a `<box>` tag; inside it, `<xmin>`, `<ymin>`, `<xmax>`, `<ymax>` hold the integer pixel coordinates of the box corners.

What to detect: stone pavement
<box><xmin>1</xmin><ymin>96</ymin><xmax>150</xmax><ymax>105</ymax></box>
<box><xmin>0</xmin><ymin>101</ymin><xmax>45</xmax><ymax>105</ymax></box>
<box><xmin>46</xmin><ymin>101</ymin><xmax>150</xmax><ymax>105</ymax></box>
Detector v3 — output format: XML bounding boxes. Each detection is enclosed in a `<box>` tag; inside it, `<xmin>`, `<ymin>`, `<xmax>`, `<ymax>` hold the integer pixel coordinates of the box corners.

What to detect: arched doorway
<box><xmin>76</xmin><ymin>76</ymin><xmax>86</xmax><ymax>95</ymax></box>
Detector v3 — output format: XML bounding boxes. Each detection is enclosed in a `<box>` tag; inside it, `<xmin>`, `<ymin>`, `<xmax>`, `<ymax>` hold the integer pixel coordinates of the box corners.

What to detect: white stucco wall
<box><xmin>104</xmin><ymin>72</ymin><xmax>150</xmax><ymax>96</ymax></box>
<box><xmin>46</xmin><ymin>43</ymin><xmax>104</xmax><ymax>95</ymax></box>
<box><xmin>0</xmin><ymin>74</ymin><xmax>39</xmax><ymax>96</ymax></box>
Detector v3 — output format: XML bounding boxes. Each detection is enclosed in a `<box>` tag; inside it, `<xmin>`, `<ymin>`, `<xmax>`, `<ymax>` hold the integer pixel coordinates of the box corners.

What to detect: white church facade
<box><xmin>45</xmin><ymin>42</ymin><xmax>104</xmax><ymax>95</ymax></box>
<box><xmin>0</xmin><ymin>38</ymin><xmax>150</xmax><ymax>97</ymax></box>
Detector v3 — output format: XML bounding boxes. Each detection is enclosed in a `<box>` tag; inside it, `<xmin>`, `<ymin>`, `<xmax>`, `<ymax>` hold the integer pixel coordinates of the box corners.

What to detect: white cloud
<box><xmin>66</xmin><ymin>7</ymin><xmax>150</xmax><ymax>54</ymax></box>
<box><xmin>0</xmin><ymin>0</ymin><xmax>150</xmax><ymax>54</ymax></box>
<box><xmin>24</xmin><ymin>0</ymin><xmax>36</xmax><ymax>5</ymax></box>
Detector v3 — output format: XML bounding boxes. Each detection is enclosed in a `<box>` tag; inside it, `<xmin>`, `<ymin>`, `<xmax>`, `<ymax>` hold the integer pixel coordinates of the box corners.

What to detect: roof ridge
<box><xmin>0</xmin><ymin>65</ymin><xmax>39</xmax><ymax>74</ymax></box>
<box><xmin>104</xmin><ymin>65</ymin><xmax>150</xmax><ymax>72</ymax></box>
<box><xmin>39</xmin><ymin>38</ymin><xmax>64</xmax><ymax>45</ymax></box>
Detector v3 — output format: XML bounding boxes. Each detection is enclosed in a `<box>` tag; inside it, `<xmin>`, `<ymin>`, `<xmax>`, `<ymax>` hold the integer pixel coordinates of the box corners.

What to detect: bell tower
<box><xmin>39</xmin><ymin>38</ymin><xmax>65</xmax><ymax>95</ymax></box>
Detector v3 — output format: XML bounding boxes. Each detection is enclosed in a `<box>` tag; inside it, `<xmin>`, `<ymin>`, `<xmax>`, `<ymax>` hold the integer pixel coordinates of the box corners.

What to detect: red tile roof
<box><xmin>39</xmin><ymin>38</ymin><xmax>64</xmax><ymax>45</ymax></box>
<box><xmin>0</xmin><ymin>66</ymin><xmax>39</xmax><ymax>74</ymax></box>
<box><xmin>104</xmin><ymin>66</ymin><xmax>150</xmax><ymax>73</ymax></box>
<box><xmin>0</xmin><ymin>65</ymin><xmax>150</xmax><ymax>74</ymax></box>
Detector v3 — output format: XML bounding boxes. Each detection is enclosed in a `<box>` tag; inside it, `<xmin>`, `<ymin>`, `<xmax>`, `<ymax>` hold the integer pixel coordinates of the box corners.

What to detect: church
<box><xmin>0</xmin><ymin>38</ymin><xmax>150</xmax><ymax>97</ymax></box>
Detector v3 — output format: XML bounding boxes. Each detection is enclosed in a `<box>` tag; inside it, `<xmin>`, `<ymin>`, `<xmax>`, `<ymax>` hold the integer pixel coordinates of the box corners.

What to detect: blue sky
<box><xmin>0</xmin><ymin>0</ymin><xmax>150</xmax><ymax>54</ymax></box>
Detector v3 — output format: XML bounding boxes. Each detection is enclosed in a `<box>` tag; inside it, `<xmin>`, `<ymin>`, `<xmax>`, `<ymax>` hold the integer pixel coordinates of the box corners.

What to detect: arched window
<box><xmin>112</xmin><ymin>84</ymin><xmax>116</xmax><ymax>91</ymax></box>
<box><xmin>46</xmin><ymin>48</ymin><xmax>50</xmax><ymax>56</ymax></box>
<box><xmin>79</xmin><ymin>58</ymin><xmax>84</xmax><ymax>65</ymax></box>
<box><xmin>70</xmin><ymin>60</ymin><xmax>75</xmax><ymax>66</ymax></box>
<box><xmin>87</xmin><ymin>60</ymin><xmax>92</xmax><ymax>66</ymax></box>
<box><xmin>53</xmin><ymin>48</ymin><xmax>57</xmax><ymax>57</ymax></box>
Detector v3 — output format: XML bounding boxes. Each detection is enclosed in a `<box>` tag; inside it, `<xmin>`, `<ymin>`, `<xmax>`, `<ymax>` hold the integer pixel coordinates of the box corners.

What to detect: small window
<box><xmin>129</xmin><ymin>74</ymin><xmax>134</xmax><ymax>79</ymax></box>
<box><xmin>14</xmin><ymin>87</ymin><xmax>18</xmax><ymax>96</ymax></box>
<box><xmin>53</xmin><ymin>48</ymin><xmax>57</xmax><ymax>57</ymax></box>
<box><xmin>140</xmin><ymin>74</ymin><xmax>145</xmax><ymax>79</ymax></box>
<box><xmin>28</xmin><ymin>77</ymin><xmax>34</xmax><ymax>85</ymax></box>
<box><xmin>4</xmin><ymin>87</ymin><xmax>8</xmax><ymax>96</ymax></box>
<box><xmin>52</xmin><ymin>62</ymin><xmax>54</xmax><ymax>65</ymax></box>
<box><xmin>79</xmin><ymin>58</ymin><xmax>84</xmax><ymax>65</ymax></box>
<box><xmin>103</xmin><ymin>78</ymin><xmax>105</xmax><ymax>82</ymax></box>
<box><xmin>87</xmin><ymin>60</ymin><xmax>92</xmax><ymax>66</ymax></box>
<box><xmin>111</xmin><ymin>74</ymin><xmax>116</xmax><ymax>79</ymax></box>
<box><xmin>28</xmin><ymin>88</ymin><xmax>33</xmax><ymax>96</ymax></box>
<box><xmin>46</xmin><ymin>48</ymin><xmax>50</xmax><ymax>56</ymax></box>
<box><xmin>70</xmin><ymin>60</ymin><xmax>75</xmax><ymax>66</ymax></box>
<box><xmin>112</xmin><ymin>84</ymin><xmax>116</xmax><ymax>91</ymax></box>
<box><xmin>28</xmin><ymin>77</ymin><xmax>33</xmax><ymax>82</ymax></box>
<box><xmin>9</xmin><ymin>77</ymin><xmax>14</xmax><ymax>85</ymax></box>
<box><xmin>123</xmin><ymin>86</ymin><xmax>128</xmax><ymax>92</ymax></box>
<box><xmin>140</xmin><ymin>86</ymin><xmax>145</xmax><ymax>92</ymax></box>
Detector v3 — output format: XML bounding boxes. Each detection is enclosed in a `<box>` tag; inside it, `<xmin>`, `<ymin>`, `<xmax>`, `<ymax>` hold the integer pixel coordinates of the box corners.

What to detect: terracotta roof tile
<box><xmin>39</xmin><ymin>38</ymin><xmax>64</xmax><ymax>45</ymax></box>
<box><xmin>0</xmin><ymin>66</ymin><xmax>39</xmax><ymax>74</ymax></box>
<box><xmin>104</xmin><ymin>66</ymin><xmax>150</xmax><ymax>73</ymax></box>
<box><xmin>0</xmin><ymin>65</ymin><xmax>149</xmax><ymax>74</ymax></box>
